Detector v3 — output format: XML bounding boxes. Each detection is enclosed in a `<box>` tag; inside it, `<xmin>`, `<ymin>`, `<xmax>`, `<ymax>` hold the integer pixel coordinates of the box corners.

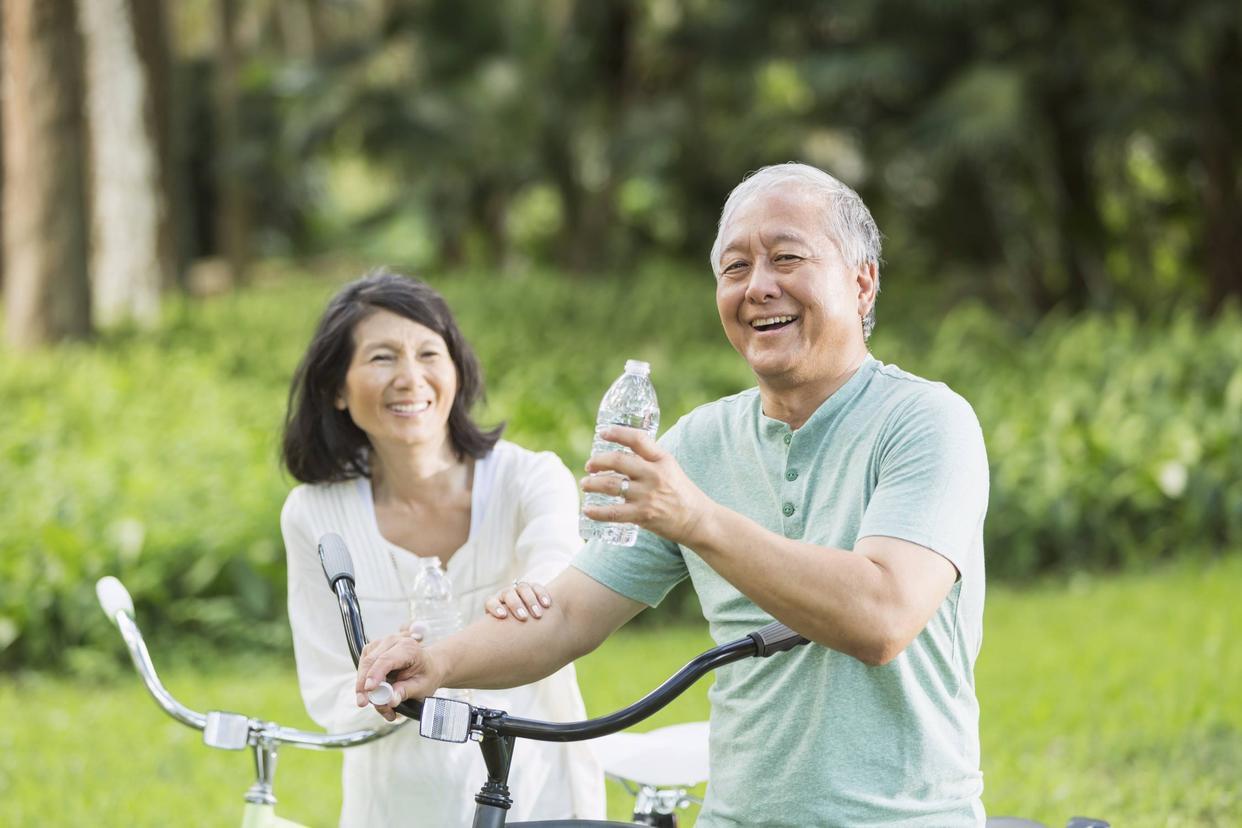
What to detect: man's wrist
<box><xmin>682</xmin><ymin>497</ymin><xmax>723</xmax><ymax>555</ymax></box>
<box><xmin>424</xmin><ymin>640</ymin><xmax>456</xmax><ymax>691</ymax></box>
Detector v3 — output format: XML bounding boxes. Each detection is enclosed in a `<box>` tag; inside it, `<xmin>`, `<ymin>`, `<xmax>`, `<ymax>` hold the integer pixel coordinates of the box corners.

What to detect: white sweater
<box><xmin>282</xmin><ymin>440</ymin><xmax>605</xmax><ymax>826</ymax></box>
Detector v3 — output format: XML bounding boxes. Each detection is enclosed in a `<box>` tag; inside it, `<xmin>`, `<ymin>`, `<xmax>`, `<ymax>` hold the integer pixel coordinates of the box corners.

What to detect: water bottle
<box><xmin>410</xmin><ymin>557</ymin><xmax>469</xmax><ymax>701</ymax></box>
<box><xmin>580</xmin><ymin>359</ymin><xmax>660</xmax><ymax>546</ymax></box>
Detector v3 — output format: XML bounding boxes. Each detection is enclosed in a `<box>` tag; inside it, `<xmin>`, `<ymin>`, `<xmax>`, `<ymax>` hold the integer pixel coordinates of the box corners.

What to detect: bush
<box><xmin>2</xmin><ymin>267</ymin><xmax>1239</xmax><ymax>670</ymax></box>
<box><xmin>875</xmin><ymin>303</ymin><xmax>1242</xmax><ymax>576</ymax></box>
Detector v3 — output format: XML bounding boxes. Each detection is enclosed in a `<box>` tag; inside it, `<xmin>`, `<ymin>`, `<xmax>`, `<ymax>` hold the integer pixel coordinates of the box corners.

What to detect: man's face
<box><xmin>714</xmin><ymin>187</ymin><xmax>872</xmax><ymax>389</ymax></box>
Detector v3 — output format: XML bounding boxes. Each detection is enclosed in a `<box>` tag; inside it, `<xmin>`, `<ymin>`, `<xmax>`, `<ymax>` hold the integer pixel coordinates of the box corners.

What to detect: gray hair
<box><xmin>709</xmin><ymin>163</ymin><xmax>882</xmax><ymax>340</ymax></box>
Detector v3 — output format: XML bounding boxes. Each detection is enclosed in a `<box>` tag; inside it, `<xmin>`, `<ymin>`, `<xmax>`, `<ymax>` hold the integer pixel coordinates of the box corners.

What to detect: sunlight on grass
<box><xmin>1</xmin><ymin>558</ymin><xmax>1238</xmax><ymax>826</ymax></box>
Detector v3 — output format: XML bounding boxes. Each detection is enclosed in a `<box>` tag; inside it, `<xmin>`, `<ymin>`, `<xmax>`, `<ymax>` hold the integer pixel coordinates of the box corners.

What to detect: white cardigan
<box><xmin>282</xmin><ymin>440</ymin><xmax>604</xmax><ymax>826</ymax></box>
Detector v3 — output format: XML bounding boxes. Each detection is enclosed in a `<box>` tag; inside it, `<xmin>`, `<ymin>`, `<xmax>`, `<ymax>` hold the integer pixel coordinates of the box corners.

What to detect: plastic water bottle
<box><xmin>580</xmin><ymin>359</ymin><xmax>660</xmax><ymax>546</ymax></box>
<box><xmin>410</xmin><ymin>557</ymin><xmax>469</xmax><ymax>701</ymax></box>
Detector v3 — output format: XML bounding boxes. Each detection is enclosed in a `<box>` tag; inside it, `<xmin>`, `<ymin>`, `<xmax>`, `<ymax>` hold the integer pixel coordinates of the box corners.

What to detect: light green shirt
<box><xmin>574</xmin><ymin>356</ymin><xmax>988</xmax><ymax>827</ymax></box>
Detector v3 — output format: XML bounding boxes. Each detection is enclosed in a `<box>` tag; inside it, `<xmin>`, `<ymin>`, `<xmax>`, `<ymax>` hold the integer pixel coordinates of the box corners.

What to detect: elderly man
<box><xmin>357</xmin><ymin>163</ymin><xmax>989</xmax><ymax>826</ymax></box>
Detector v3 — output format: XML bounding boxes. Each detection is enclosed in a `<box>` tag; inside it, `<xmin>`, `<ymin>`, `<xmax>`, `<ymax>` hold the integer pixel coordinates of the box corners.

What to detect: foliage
<box><xmin>873</xmin><ymin>302</ymin><xmax>1242</xmax><ymax>576</ymax></box>
<box><xmin>168</xmin><ymin>0</ymin><xmax>1242</xmax><ymax>313</ymax></box>
<box><xmin>2</xmin><ymin>558</ymin><xmax>1239</xmax><ymax>826</ymax></box>
<box><xmin>2</xmin><ymin>269</ymin><xmax>1240</xmax><ymax>669</ymax></box>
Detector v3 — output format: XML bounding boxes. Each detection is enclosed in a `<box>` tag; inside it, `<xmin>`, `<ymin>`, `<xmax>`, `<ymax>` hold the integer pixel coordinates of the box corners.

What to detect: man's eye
<box><xmin>775</xmin><ymin>254</ymin><xmax>802</xmax><ymax>263</ymax></box>
<box><xmin>722</xmin><ymin>261</ymin><xmax>748</xmax><ymax>276</ymax></box>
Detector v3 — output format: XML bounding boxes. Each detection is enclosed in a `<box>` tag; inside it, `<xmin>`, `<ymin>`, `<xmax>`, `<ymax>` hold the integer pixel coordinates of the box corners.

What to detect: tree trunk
<box><xmin>1044</xmin><ymin>92</ymin><xmax>1111</xmax><ymax>311</ymax></box>
<box><xmin>214</xmin><ymin>0</ymin><xmax>250</xmax><ymax>286</ymax></box>
<box><xmin>3</xmin><ymin>0</ymin><xmax>92</xmax><ymax>349</ymax></box>
<box><xmin>1198</xmin><ymin>24</ymin><xmax>1242</xmax><ymax>313</ymax></box>
<box><xmin>130</xmin><ymin>0</ymin><xmax>177</xmax><ymax>290</ymax></box>
<box><xmin>77</xmin><ymin>0</ymin><xmax>174</xmax><ymax>329</ymax></box>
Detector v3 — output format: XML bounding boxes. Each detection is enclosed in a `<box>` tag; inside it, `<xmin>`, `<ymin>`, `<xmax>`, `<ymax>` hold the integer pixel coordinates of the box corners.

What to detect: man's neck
<box><xmin>758</xmin><ymin>351</ymin><xmax>869</xmax><ymax>430</ymax></box>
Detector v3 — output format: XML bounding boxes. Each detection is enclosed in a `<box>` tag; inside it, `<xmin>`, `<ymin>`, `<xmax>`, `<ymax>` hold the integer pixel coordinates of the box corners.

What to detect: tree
<box><xmin>78</xmin><ymin>0</ymin><xmax>176</xmax><ymax>329</ymax></box>
<box><xmin>3</xmin><ymin>0</ymin><xmax>92</xmax><ymax>349</ymax></box>
<box><xmin>213</xmin><ymin>0</ymin><xmax>250</xmax><ymax>285</ymax></box>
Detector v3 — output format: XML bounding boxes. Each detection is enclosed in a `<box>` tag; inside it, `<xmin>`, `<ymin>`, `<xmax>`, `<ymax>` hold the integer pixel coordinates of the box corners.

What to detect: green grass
<box><xmin>2</xmin><ymin>558</ymin><xmax>1239</xmax><ymax>826</ymax></box>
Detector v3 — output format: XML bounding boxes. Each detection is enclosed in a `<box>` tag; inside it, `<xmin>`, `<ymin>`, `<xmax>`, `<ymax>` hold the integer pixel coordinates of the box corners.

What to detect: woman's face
<box><xmin>336</xmin><ymin>309</ymin><xmax>458</xmax><ymax>453</ymax></box>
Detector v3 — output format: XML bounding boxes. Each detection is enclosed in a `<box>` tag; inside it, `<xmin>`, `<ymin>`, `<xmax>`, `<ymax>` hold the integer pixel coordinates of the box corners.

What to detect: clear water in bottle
<box><xmin>580</xmin><ymin>359</ymin><xmax>660</xmax><ymax>547</ymax></box>
<box><xmin>410</xmin><ymin>557</ymin><xmax>469</xmax><ymax>701</ymax></box>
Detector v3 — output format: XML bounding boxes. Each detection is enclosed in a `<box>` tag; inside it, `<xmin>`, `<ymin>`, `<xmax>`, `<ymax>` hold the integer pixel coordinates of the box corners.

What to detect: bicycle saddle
<box><xmin>593</xmin><ymin>720</ymin><xmax>710</xmax><ymax>787</ymax></box>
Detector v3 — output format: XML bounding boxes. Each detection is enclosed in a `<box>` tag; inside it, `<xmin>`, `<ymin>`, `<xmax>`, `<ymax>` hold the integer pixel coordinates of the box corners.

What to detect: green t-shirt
<box><xmin>574</xmin><ymin>356</ymin><xmax>988</xmax><ymax>827</ymax></box>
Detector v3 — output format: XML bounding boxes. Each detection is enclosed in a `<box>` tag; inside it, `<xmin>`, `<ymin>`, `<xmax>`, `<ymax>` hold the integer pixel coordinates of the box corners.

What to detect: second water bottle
<box><xmin>410</xmin><ymin>557</ymin><xmax>469</xmax><ymax>701</ymax></box>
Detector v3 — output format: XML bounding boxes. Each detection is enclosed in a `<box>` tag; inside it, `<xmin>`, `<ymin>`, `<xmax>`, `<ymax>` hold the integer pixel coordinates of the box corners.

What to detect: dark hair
<box><xmin>282</xmin><ymin>268</ymin><xmax>503</xmax><ymax>483</ymax></box>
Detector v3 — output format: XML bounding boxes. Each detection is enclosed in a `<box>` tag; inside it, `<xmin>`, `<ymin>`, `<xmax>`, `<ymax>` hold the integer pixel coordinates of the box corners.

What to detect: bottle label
<box><xmin>600</xmin><ymin>412</ymin><xmax>657</xmax><ymax>432</ymax></box>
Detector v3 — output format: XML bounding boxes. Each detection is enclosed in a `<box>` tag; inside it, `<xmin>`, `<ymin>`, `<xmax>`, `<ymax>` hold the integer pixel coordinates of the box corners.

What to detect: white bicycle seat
<box><xmin>593</xmin><ymin>721</ymin><xmax>710</xmax><ymax>788</ymax></box>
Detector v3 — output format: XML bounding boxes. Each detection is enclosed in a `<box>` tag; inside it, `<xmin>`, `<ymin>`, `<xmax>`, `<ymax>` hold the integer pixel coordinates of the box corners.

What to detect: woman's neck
<box><xmin>369</xmin><ymin>439</ymin><xmax>468</xmax><ymax>506</ymax></box>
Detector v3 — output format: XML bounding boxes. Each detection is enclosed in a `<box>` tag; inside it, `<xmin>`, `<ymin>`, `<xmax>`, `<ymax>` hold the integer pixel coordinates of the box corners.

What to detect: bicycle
<box><xmin>95</xmin><ymin>575</ymin><xmax>407</xmax><ymax>828</ymax></box>
<box><xmin>593</xmin><ymin>721</ymin><xmax>708</xmax><ymax>826</ymax></box>
<box><xmin>318</xmin><ymin>532</ymin><xmax>1113</xmax><ymax>828</ymax></box>
<box><xmin>95</xmin><ymin>575</ymin><xmax>697</xmax><ymax>827</ymax></box>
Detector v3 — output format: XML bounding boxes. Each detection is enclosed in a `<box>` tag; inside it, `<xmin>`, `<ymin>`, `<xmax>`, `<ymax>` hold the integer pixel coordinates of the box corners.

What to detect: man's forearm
<box><xmin>434</xmin><ymin>567</ymin><xmax>643</xmax><ymax>691</ymax></box>
<box><xmin>687</xmin><ymin>503</ymin><xmax>956</xmax><ymax>665</ymax></box>
<box><xmin>434</xmin><ymin>602</ymin><xmax>590</xmax><ymax>690</ymax></box>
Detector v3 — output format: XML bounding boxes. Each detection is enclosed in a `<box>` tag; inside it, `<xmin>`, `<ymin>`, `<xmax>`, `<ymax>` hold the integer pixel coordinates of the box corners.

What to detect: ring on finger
<box><xmin>619</xmin><ymin>477</ymin><xmax>630</xmax><ymax>498</ymax></box>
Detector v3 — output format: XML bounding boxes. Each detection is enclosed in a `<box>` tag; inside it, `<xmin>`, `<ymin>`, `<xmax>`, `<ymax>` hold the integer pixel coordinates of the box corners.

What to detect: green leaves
<box><xmin>3</xmin><ymin>269</ymin><xmax>1240</xmax><ymax>671</ymax></box>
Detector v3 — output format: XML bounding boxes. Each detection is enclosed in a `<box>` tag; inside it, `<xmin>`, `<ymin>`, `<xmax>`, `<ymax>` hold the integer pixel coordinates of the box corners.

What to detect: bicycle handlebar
<box><xmin>96</xmin><ymin>575</ymin><xmax>403</xmax><ymax>750</ymax></box>
<box><xmin>318</xmin><ymin>533</ymin><xmax>811</xmax><ymax>745</ymax></box>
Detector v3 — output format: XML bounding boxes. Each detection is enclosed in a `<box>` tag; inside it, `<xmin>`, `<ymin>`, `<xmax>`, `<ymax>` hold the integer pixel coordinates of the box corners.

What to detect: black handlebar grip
<box><xmin>318</xmin><ymin>533</ymin><xmax>355</xmax><ymax>587</ymax></box>
<box><xmin>748</xmin><ymin>621</ymin><xmax>810</xmax><ymax>656</ymax></box>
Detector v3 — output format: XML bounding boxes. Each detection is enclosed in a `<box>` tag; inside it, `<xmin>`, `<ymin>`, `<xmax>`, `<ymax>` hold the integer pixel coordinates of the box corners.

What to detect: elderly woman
<box><xmin>280</xmin><ymin>269</ymin><xmax>603</xmax><ymax>825</ymax></box>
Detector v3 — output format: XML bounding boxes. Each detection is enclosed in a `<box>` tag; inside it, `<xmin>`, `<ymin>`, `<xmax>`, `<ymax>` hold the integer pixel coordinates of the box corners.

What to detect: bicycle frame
<box><xmin>96</xmin><ymin>576</ymin><xmax>406</xmax><ymax>828</ymax></box>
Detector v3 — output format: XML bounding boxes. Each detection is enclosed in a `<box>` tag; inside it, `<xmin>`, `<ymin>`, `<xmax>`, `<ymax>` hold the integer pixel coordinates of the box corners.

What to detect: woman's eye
<box><xmin>370</xmin><ymin>352</ymin><xmax>393</xmax><ymax>362</ymax></box>
<box><xmin>419</xmin><ymin>350</ymin><xmax>442</xmax><ymax>360</ymax></box>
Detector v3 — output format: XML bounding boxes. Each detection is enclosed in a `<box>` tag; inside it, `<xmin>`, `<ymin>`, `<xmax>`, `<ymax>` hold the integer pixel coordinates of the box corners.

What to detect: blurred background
<box><xmin>1</xmin><ymin>0</ymin><xmax>1239</xmax><ymax>825</ymax></box>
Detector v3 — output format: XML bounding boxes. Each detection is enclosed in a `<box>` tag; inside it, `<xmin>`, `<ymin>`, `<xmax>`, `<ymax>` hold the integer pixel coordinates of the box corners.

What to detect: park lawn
<box><xmin>1</xmin><ymin>556</ymin><xmax>1238</xmax><ymax>827</ymax></box>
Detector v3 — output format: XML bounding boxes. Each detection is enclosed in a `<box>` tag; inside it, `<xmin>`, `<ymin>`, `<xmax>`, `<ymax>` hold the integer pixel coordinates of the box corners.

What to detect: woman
<box><xmin>280</xmin><ymin>269</ymin><xmax>603</xmax><ymax>825</ymax></box>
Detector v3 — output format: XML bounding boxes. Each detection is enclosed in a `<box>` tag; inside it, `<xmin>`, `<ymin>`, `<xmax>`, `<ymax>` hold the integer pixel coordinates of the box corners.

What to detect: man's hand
<box><xmin>580</xmin><ymin>426</ymin><xmax>715</xmax><ymax>546</ymax></box>
<box><xmin>355</xmin><ymin>633</ymin><xmax>446</xmax><ymax>722</ymax></box>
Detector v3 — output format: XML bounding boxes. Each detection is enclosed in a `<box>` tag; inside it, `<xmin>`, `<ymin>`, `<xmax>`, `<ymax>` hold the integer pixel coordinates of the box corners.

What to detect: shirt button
<box><xmin>783</xmin><ymin>433</ymin><xmax>792</xmax><ymax>445</ymax></box>
<box><xmin>785</xmin><ymin>469</ymin><xmax>798</xmax><ymax>481</ymax></box>
<box><xmin>782</xmin><ymin>502</ymin><xmax>796</xmax><ymax>517</ymax></box>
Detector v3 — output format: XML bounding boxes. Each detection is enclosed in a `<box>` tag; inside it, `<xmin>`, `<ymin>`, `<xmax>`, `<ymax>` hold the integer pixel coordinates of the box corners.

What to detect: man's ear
<box><xmin>856</xmin><ymin>261</ymin><xmax>879</xmax><ymax>318</ymax></box>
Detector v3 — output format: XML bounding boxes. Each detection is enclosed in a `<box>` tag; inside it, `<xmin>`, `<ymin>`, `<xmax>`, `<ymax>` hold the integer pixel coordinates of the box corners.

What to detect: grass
<box><xmin>1</xmin><ymin>557</ymin><xmax>1239</xmax><ymax>826</ymax></box>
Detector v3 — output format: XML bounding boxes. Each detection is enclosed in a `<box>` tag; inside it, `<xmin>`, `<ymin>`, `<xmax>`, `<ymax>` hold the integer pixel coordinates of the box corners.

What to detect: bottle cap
<box><xmin>624</xmin><ymin>359</ymin><xmax>650</xmax><ymax>375</ymax></box>
<box><xmin>368</xmin><ymin>681</ymin><xmax>397</xmax><ymax>706</ymax></box>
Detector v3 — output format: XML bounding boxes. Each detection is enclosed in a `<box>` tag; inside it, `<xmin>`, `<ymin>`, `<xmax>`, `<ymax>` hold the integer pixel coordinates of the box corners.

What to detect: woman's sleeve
<box><xmin>513</xmin><ymin>451</ymin><xmax>584</xmax><ymax>585</ymax></box>
<box><xmin>282</xmin><ymin>490</ymin><xmax>391</xmax><ymax>734</ymax></box>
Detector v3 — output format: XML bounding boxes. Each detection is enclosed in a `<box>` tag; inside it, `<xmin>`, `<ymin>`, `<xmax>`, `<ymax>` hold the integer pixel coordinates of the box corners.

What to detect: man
<box><xmin>357</xmin><ymin>163</ymin><xmax>989</xmax><ymax>826</ymax></box>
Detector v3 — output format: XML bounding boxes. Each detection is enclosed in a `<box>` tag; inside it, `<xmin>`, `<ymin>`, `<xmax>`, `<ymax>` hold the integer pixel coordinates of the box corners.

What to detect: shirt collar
<box><xmin>758</xmin><ymin>354</ymin><xmax>879</xmax><ymax>440</ymax></box>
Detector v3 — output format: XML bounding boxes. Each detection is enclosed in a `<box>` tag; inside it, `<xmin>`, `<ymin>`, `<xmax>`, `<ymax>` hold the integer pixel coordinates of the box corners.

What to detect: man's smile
<box><xmin>749</xmin><ymin>314</ymin><xmax>799</xmax><ymax>332</ymax></box>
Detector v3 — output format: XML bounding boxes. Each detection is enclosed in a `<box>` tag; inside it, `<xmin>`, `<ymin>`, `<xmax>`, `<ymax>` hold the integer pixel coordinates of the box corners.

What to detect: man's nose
<box><xmin>744</xmin><ymin>260</ymin><xmax>782</xmax><ymax>303</ymax></box>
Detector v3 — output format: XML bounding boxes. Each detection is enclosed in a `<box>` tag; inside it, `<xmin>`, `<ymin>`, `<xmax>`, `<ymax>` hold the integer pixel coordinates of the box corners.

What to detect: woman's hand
<box><xmin>355</xmin><ymin>632</ymin><xmax>445</xmax><ymax>721</ymax></box>
<box><xmin>484</xmin><ymin>580</ymin><xmax>552</xmax><ymax>621</ymax></box>
<box><xmin>580</xmin><ymin>426</ymin><xmax>715</xmax><ymax>547</ymax></box>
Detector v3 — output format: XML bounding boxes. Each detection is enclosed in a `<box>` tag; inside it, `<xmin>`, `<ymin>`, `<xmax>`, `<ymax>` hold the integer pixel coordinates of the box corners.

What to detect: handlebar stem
<box><xmin>471</xmin><ymin>732</ymin><xmax>516</xmax><ymax>825</ymax></box>
<box><xmin>244</xmin><ymin>737</ymin><xmax>280</xmax><ymax>806</ymax></box>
